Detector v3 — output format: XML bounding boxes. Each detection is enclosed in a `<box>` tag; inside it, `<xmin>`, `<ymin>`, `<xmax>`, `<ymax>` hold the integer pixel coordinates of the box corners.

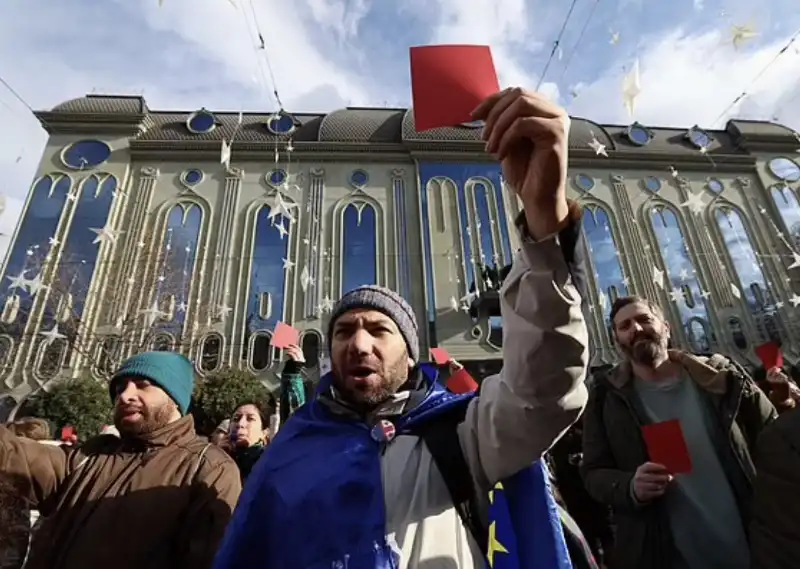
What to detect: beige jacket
<box><xmin>381</xmin><ymin>213</ymin><xmax>589</xmax><ymax>568</ymax></box>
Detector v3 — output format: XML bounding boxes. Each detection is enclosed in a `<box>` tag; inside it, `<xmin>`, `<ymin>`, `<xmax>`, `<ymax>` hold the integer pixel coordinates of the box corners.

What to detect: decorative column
<box><xmin>391</xmin><ymin>168</ymin><xmax>411</xmax><ymax>300</ymax></box>
<box><xmin>210</xmin><ymin>167</ymin><xmax>244</xmax><ymax>308</ymax></box>
<box><xmin>113</xmin><ymin>167</ymin><xmax>159</xmax><ymax>324</ymax></box>
<box><xmin>304</xmin><ymin>168</ymin><xmax>325</xmax><ymax>318</ymax></box>
<box><xmin>608</xmin><ymin>175</ymin><xmax>659</xmax><ymax>300</ymax></box>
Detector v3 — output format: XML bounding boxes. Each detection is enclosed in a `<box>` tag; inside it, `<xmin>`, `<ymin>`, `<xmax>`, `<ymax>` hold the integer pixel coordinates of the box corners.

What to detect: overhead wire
<box><xmin>557</xmin><ymin>0</ymin><xmax>602</xmax><ymax>85</ymax></box>
<box><xmin>246</xmin><ymin>0</ymin><xmax>285</xmax><ymax>110</ymax></box>
<box><xmin>536</xmin><ymin>0</ymin><xmax>581</xmax><ymax>90</ymax></box>
<box><xmin>709</xmin><ymin>26</ymin><xmax>800</xmax><ymax>127</ymax></box>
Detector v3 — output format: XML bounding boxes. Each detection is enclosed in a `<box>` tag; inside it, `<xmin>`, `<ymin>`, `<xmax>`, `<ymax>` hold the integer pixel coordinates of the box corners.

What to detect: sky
<box><xmin>0</xmin><ymin>0</ymin><xmax>798</xmax><ymax>262</ymax></box>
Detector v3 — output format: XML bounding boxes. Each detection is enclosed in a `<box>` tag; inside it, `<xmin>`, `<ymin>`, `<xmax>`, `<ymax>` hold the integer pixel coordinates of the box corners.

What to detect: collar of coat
<box><xmin>605</xmin><ymin>350</ymin><xmax>734</xmax><ymax>396</ymax></box>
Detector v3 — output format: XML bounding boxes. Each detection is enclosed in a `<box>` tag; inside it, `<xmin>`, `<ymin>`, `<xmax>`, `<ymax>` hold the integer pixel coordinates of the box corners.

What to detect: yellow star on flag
<box><xmin>487</xmin><ymin>521</ymin><xmax>509</xmax><ymax>567</ymax></box>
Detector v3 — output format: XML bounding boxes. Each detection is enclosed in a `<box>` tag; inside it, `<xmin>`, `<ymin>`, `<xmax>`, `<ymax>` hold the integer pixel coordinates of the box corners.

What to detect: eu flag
<box><xmin>486</xmin><ymin>461</ymin><xmax>573</xmax><ymax>569</ymax></box>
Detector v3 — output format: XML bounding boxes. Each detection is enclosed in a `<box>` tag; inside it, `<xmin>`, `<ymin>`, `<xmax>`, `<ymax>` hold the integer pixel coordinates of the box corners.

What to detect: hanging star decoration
<box><xmin>7</xmin><ymin>270</ymin><xmax>27</xmax><ymax>291</ymax></box>
<box><xmin>652</xmin><ymin>266</ymin><xmax>665</xmax><ymax>290</ymax></box>
<box><xmin>282</xmin><ymin>258</ymin><xmax>295</xmax><ymax>271</ymax></box>
<box><xmin>790</xmin><ymin>293</ymin><xmax>800</xmax><ymax>307</ymax></box>
<box><xmin>216</xmin><ymin>303</ymin><xmax>233</xmax><ymax>320</ymax></box>
<box><xmin>89</xmin><ymin>225</ymin><xmax>123</xmax><ymax>245</ymax></box>
<box><xmin>787</xmin><ymin>251</ymin><xmax>800</xmax><ymax>270</ymax></box>
<box><xmin>731</xmin><ymin>24</ymin><xmax>758</xmax><ymax>50</ymax></box>
<box><xmin>275</xmin><ymin>222</ymin><xmax>289</xmax><ymax>240</ymax></box>
<box><xmin>622</xmin><ymin>59</ymin><xmax>642</xmax><ymax>117</ymax></box>
<box><xmin>140</xmin><ymin>299</ymin><xmax>165</xmax><ymax>327</ymax></box>
<box><xmin>587</xmin><ymin>133</ymin><xmax>608</xmax><ymax>157</ymax></box>
<box><xmin>669</xmin><ymin>288</ymin><xmax>683</xmax><ymax>303</ymax></box>
<box><xmin>267</xmin><ymin>192</ymin><xmax>297</xmax><ymax>225</ymax></box>
<box><xmin>610</xmin><ymin>30</ymin><xmax>620</xmax><ymax>45</ymax></box>
<box><xmin>730</xmin><ymin>283</ymin><xmax>741</xmax><ymax>299</ymax></box>
<box><xmin>300</xmin><ymin>265</ymin><xmax>311</xmax><ymax>292</ymax></box>
<box><xmin>681</xmin><ymin>191</ymin><xmax>707</xmax><ymax>215</ymax></box>
<box><xmin>40</xmin><ymin>324</ymin><xmax>66</xmax><ymax>347</ymax></box>
<box><xmin>220</xmin><ymin>139</ymin><xmax>232</xmax><ymax>169</ymax></box>
<box><xmin>26</xmin><ymin>273</ymin><xmax>48</xmax><ymax>296</ymax></box>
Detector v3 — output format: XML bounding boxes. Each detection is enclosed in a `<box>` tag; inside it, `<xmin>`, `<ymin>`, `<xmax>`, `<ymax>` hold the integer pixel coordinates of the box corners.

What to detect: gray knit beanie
<box><xmin>327</xmin><ymin>285</ymin><xmax>419</xmax><ymax>361</ymax></box>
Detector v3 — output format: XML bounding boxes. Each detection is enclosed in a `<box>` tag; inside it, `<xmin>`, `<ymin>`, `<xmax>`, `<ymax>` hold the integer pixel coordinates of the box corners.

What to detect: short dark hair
<box><xmin>609</xmin><ymin>296</ymin><xmax>664</xmax><ymax>330</ymax></box>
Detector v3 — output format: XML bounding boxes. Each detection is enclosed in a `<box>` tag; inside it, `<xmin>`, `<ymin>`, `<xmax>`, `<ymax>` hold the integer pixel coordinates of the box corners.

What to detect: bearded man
<box><xmin>213</xmin><ymin>87</ymin><xmax>591</xmax><ymax>569</ymax></box>
<box><xmin>0</xmin><ymin>351</ymin><xmax>241</xmax><ymax>569</ymax></box>
<box><xmin>580</xmin><ymin>295</ymin><xmax>777</xmax><ymax>569</ymax></box>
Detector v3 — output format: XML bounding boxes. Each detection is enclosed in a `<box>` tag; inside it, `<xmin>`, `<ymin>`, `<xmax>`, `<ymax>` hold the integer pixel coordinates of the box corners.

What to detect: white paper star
<box><xmin>40</xmin><ymin>324</ymin><xmax>66</xmax><ymax>347</ymax></box>
<box><xmin>610</xmin><ymin>31</ymin><xmax>620</xmax><ymax>45</ymax></box>
<box><xmin>216</xmin><ymin>304</ymin><xmax>232</xmax><ymax>320</ymax></box>
<box><xmin>275</xmin><ymin>222</ymin><xmax>288</xmax><ymax>240</ymax></box>
<box><xmin>681</xmin><ymin>191</ymin><xmax>707</xmax><ymax>215</ymax></box>
<box><xmin>220</xmin><ymin>139</ymin><xmax>232</xmax><ymax>168</ymax></box>
<box><xmin>790</xmin><ymin>293</ymin><xmax>800</xmax><ymax>308</ymax></box>
<box><xmin>652</xmin><ymin>266</ymin><xmax>665</xmax><ymax>290</ymax></box>
<box><xmin>282</xmin><ymin>258</ymin><xmax>295</xmax><ymax>271</ymax></box>
<box><xmin>730</xmin><ymin>283</ymin><xmax>741</xmax><ymax>299</ymax></box>
<box><xmin>588</xmin><ymin>135</ymin><xmax>608</xmax><ymax>157</ymax></box>
<box><xmin>679</xmin><ymin>268</ymin><xmax>690</xmax><ymax>281</ymax></box>
<box><xmin>700</xmin><ymin>290</ymin><xmax>711</xmax><ymax>299</ymax></box>
<box><xmin>177</xmin><ymin>301</ymin><xmax>188</xmax><ymax>313</ymax></box>
<box><xmin>787</xmin><ymin>251</ymin><xmax>800</xmax><ymax>270</ymax></box>
<box><xmin>322</xmin><ymin>295</ymin><xmax>335</xmax><ymax>312</ymax></box>
<box><xmin>622</xmin><ymin>59</ymin><xmax>641</xmax><ymax>117</ymax></box>
<box><xmin>140</xmin><ymin>300</ymin><xmax>164</xmax><ymax>327</ymax></box>
<box><xmin>267</xmin><ymin>192</ymin><xmax>297</xmax><ymax>225</ymax></box>
<box><xmin>48</xmin><ymin>237</ymin><xmax>60</xmax><ymax>247</ymax></box>
<box><xmin>26</xmin><ymin>273</ymin><xmax>48</xmax><ymax>296</ymax></box>
<box><xmin>300</xmin><ymin>266</ymin><xmax>311</xmax><ymax>292</ymax></box>
<box><xmin>669</xmin><ymin>288</ymin><xmax>683</xmax><ymax>303</ymax></box>
<box><xmin>7</xmin><ymin>271</ymin><xmax>27</xmax><ymax>291</ymax></box>
<box><xmin>731</xmin><ymin>24</ymin><xmax>758</xmax><ymax>50</ymax></box>
<box><xmin>89</xmin><ymin>226</ymin><xmax>123</xmax><ymax>245</ymax></box>
<box><xmin>669</xmin><ymin>166</ymin><xmax>679</xmax><ymax>178</ymax></box>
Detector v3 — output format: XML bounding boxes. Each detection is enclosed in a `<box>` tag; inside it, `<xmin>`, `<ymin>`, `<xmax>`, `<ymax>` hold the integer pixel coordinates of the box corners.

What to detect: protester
<box><xmin>210</xmin><ymin>419</ymin><xmax>231</xmax><ymax>450</ymax></box>
<box><xmin>581</xmin><ymin>296</ymin><xmax>777</xmax><ymax>569</ymax></box>
<box><xmin>212</xmin><ymin>87</ymin><xmax>590</xmax><ymax>569</ymax></box>
<box><xmin>753</xmin><ymin>364</ymin><xmax>799</xmax><ymax>413</ymax></box>
<box><xmin>5</xmin><ymin>418</ymin><xmax>50</xmax><ymax>442</ymax></box>
<box><xmin>278</xmin><ymin>344</ymin><xmax>307</xmax><ymax>425</ymax></box>
<box><xmin>0</xmin><ymin>473</ymin><xmax>27</xmax><ymax>569</ymax></box>
<box><xmin>0</xmin><ymin>351</ymin><xmax>241</xmax><ymax>569</ymax></box>
<box><xmin>228</xmin><ymin>402</ymin><xmax>270</xmax><ymax>482</ymax></box>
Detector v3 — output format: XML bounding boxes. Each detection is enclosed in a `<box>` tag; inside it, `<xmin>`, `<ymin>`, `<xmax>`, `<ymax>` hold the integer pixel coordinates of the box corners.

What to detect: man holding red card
<box><xmin>580</xmin><ymin>295</ymin><xmax>777</xmax><ymax>569</ymax></box>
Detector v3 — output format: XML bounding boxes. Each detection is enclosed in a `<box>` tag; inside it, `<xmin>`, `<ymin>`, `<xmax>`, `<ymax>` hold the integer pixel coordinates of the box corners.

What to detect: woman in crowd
<box><xmin>227</xmin><ymin>402</ymin><xmax>271</xmax><ymax>482</ymax></box>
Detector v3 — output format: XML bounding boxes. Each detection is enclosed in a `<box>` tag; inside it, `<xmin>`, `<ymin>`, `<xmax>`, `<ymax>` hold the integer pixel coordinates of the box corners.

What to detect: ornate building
<box><xmin>1</xmin><ymin>94</ymin><xmax>800</xmax><ymax>406</ymax></box>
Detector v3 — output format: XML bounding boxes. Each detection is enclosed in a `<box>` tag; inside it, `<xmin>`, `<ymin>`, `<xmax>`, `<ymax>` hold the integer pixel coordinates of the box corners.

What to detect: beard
<box><xmin>622</xmin><ymin>332</ymin><xmax>665</xmax><ymax>367</ymax></box>
<box><xmin>114</xmin><ymin>399</ymin><xmax>178</xmax><ymax>436</ymax></box>
<box><xmin>332</xmin><ymin>353</ymin><xmax>410</xmax><ymax>410</ymax></box>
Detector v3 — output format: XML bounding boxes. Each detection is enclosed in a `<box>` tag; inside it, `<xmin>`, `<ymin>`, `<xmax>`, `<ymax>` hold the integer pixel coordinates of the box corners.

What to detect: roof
<box><xmin>35</xmin><ymin>94</ymin><xmax>800</xmax><ymax>156</ymax></box>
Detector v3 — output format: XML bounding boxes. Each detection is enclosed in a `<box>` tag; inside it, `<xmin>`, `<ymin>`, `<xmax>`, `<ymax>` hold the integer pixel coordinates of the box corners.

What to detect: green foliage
<box><xmin>26</xmin><ymin>377</ymin><xmax>113</xmax><ymax>441</ymax></box>
<box><xmin>191</xmin><ymin>367</ymin><xmax>272</xmax><ymax>435</ymax></box>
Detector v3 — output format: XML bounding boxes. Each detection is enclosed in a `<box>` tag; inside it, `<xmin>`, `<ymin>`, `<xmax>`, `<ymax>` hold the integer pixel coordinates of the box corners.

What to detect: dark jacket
<box><xmin>580</xmin><ymin>351</ymin><xmax>777</xmax><ymax>569</ymax></box>
<box><xmin>750</xmin><ymin>407</ymin><xmax>800</xmax><ymax>569</ymax></box>
<box><xmin>0</xmin><ymin>415</ymin><xmax>241</xmax><ymax>569</ymax></box>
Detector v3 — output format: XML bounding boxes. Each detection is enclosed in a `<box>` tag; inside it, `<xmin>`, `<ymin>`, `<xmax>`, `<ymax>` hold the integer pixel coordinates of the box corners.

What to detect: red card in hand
<box><xmin>410</xmin><ymin>45</ymin><xmax>500</xmax><ymax>132</ymax></box>
<box><xmin>270</xmin><ymin>322</ymin><xmax>299</xmax><ymax>349</ymax></box>
<box><xmin>641</xmin><ymin>420</ymin><xmax>692</xmax><ymax>474</ymax></box>
<box><xmin>430</xmin><ymin>347</ymin><xmax>451</xmax><ymax>365</ymax></box>
<box><xmin>755</xmin><ymin>342</ymin><xmax>783</xmax><ymax>371</ymax></box>
<box><xmin>447</xmin><ymin>368</ymin><xmax>478</xmax><ymax>394</ymax></box>
<box><xmin>60</xmin><ymin>425</ymin><xmax>75</xmax><ymax>442</ymax></box>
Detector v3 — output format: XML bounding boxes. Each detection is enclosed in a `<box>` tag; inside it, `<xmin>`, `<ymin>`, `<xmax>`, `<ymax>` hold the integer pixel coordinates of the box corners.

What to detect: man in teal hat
<box><xmin>0</xmin><ymin>351</ymin><xmax>241</xmax><ymax>569</ymax></box>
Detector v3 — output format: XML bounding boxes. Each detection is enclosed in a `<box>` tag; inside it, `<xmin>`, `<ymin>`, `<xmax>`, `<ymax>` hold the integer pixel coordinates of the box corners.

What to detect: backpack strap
<box><xmin>412</xmin><ymin>402</ymin><xmax>489</xmax><ymax>552</ymax></box>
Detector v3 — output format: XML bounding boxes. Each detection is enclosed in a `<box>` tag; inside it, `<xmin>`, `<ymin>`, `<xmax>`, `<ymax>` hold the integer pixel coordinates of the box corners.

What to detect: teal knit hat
<box><xmin>110</xmin><ymin>351</ymin><xmax>195</xmax><ymax>415</ymax></box>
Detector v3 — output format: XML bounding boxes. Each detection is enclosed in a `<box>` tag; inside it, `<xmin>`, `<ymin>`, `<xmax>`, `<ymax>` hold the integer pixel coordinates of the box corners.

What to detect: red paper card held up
<box><xmin>271</xmin><ymin>322</ymin><xmax>299</xmax><ymax>349</ymax></box>
<box><xmin>60</xmin><ymin>425</ymin><xmax>75</xmax><ymax>442</ymax></box>
<box><xmin>641</xmin><ymin>420</ymin><xmax>692</xmax><ymax>474</ymax></box>
<box><xmin>430</xmin><ymin>347</ymin><xmax>451</xmax><ymax>365</ymax></box>
<box><xmin>410</xmin><ymin>45</ymin><xmax>500</xmax><ymax>132</ymax></box>
<box><xmin>755</xmin><ymin>342</ymin><xmax>783</xmax><ymax>371</ymax></box>
<box><xmin>447</xmin><ymin>368</ymin><xmax>478</xmax><ymax>394</ymax></box>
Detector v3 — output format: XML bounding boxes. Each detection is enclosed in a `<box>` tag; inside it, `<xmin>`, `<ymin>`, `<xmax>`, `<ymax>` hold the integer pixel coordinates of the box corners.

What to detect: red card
<box><xmin>447</xmin><ymin>368</ymin><xmax>478</xmax><ymax>394</ymax></box>
<box><xmin>430</xmin><ymin>347</ymin><xmax>450</xmax><ymax>365</ymax></box>
<box><xmin>60</xmin><ymin>425</ymin><xmax>75</xmax><ymax>442</ymax></box>
<box><xmin>270</xmin><ymin>322</ymin><xmax>299</xmax><ymax>349</ymax></box>
<box><xmin>410</xmin><ymin>45</ymin><xmax>500</xmax><ymax>132</ymax></box>
<box><xmin>641</xmin><ymin>420</ymin><xmax>692</xmax><ymax>474</ymax></box>
<box><xmin>755</xmin><ymin>342</ymin><xmax>783</xmax><ymax>371</ymax></box>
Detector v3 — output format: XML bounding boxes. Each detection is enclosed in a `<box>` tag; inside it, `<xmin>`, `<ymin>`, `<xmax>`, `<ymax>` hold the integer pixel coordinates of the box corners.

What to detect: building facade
<box><xmin>1</xmin><ymin>94</ymin><xmax>800</xmax><ymax>406</ymax></box>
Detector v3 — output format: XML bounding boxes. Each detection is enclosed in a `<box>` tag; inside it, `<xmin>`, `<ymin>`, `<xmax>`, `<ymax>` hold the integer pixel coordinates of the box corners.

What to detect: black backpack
<box><xmin>412</xmin><ymin>403</ymin><xmax>599</xmax><ymax>569</ymax></box>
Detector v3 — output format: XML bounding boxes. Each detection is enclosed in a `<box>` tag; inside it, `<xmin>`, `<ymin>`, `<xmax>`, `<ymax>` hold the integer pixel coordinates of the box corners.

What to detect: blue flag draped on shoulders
<box><xmin>212</xmin><ymin>363</ymin><xmax>572</xmax><ymax>569</ymax></box>
<box><xmin>488</xmin><ymin>460</ymin><xmax>573</xmax><ymax>569</ymax></box>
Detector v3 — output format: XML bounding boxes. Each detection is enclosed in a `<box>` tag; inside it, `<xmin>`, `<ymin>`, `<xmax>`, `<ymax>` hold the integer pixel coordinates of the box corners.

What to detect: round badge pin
<box><xmin>370</xmin><ymin>419</ymin><xmax>396</xmax><ymax>443</ymax></box>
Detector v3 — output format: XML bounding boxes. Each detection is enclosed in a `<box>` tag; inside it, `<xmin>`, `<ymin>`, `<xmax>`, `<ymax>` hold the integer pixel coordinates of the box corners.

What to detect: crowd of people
<box><xmin>0</xmin><ymin>87</ymin><xmax>798</xmax><ymax>569</ymax></box>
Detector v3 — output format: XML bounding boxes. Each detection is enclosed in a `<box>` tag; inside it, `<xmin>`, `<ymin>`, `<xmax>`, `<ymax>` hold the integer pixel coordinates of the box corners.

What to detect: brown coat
<box><xmin>750</xmin><ymin>407</ymin><xmax>800</xmax><ymax>569</ymax></box>
<box><xmin>0</xmin><ymin>415</ymin><xmax>241</xmax><ymax>569</ymax></box>
<box><xmin>580</xmin><ymin>351</ymin><xmax>777</xmax><ymax>569</ymax></box>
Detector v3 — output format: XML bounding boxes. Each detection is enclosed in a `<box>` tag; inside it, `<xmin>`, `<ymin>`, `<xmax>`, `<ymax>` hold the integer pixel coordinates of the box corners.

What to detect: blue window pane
<box><xmin>456</xmin><ymin>182</ymin><xmax>475</xmax><ymax>289</ymax></box>
<box><xmin>341</xmin><ymin>203</ymin><xmax>377</xmax><ymax>294</ymax></box>
<box><xmin>350</xmin><ymin>170</ymin><xmax>368</xmax><ymax>188</ymax></box>
<box><xmin>0</xmin><ymin>175</ymin><xmax>71</xmax><ymax>336</ymax></box>
<box><xmin>188</xmin><ymin>110</ymin><xmax>215</xmax><ymax>133</ymax></box>
<box><xmin>268</xmin><ymin>169</ymin><xmax>286</xmax><ymax>186</ymax></box>
<box><xmin>62</xmin><ymin>140</ymin><xmax>111</xmax><ymax>169</ymax></box>
<box><xmin>44</xmin><ymin>175</ymin><xmax>116</xmax><ymax>329</ymax></box>
<box><xmin>246</xmin><ymin>206</ymin><xmax>289</xmax><ymax>331</ymax></box>
<box><xmin>267</xmin><ymin>113</ymin><xmax>295</xmax><ymax>134</ymax></box>
<box><xmin>715</xmin><ymin>207</ymin><xmax>775</xmax><ymax>313</ymax></box>
<box><xmin>182</xmin><ymin>169</ymin><xmax>203</xmax><ymax>186</ymax></box>
<box><xmin>650</xmin><ymin>207</ymin><xmax>713</xmax><ymax>350</ymax></box>
<box><xmin>155</xmin><ymin>204</ymin><xmax>202</xmax><ymax>335</ymax></box>
<box><xmin>473</xmin><ymin>183</ymin><xmax>496</xmax><ymax>267</ymax></box>
<box><xmin>628</xmin><ymin>125</ymin><xmax>651</xmax><ymax>146</ymax></box>
<box><xmin>771</xmin><ymin>185</ymin><xmax>800</xmax><ymax>250</ymax></box>
<box><xmin>583</xmin><ymin>206</ymin><xmax>628</xmax><ymax>323</ymax></box>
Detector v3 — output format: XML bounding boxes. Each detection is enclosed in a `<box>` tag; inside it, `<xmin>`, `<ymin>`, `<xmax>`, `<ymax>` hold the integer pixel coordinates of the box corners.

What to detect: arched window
<box><xmin>199</xmin><ymin>334</ymin><xmax>223</xmax><ymax>373</ymax></box>
<box><xmin>152</xmin><ymin>333</ymin><xmax>174</xmax><ymax>352</ymax></box>
<box><xmin>770</xmin><ymin>185</ymin><xmax>800</xmax><ymax>251</ymax></box>
<box><xmin>96</xmin><ymin>336</ymin><xmax>121</xmax><ymax>376</ymax></box>
<box><xmin>341</xmin><ymin>202</ymin><xmax>377</xmax><ymax>294</ymax></box>
<box><xmin>301</xmin><ymin>330</ymin><xmax>322</xmax><ymax>368</ymax></box>
<box><xmin>0</xmin><ymin>335</ymin><xmax>13</xmax><ymax>370</ymax></box>
<box><xmin>46</xmin><ymin>175</ymin><xmax>116</xmax><ymax>334</ymax></box>
<box><xmin>714</xmin><ymin>207</ymin><xmax>776</xmax><ymax>317</ymax></box>
<box><xmin>249</xmin><ymin>332</ymin><xmax>273</xmax><ymax>373</ymax></box>
<box><xmin>154</xmin><ymin>204</ymin><xmax>203</xmax><ymax>336</ymax></box>
<box><xmin>650</xmin><ymin>207</ymin><xmax>713</xmax><ymax>351</ymax></box>
<box><xmin>582</xmin><ymin>205</ymin><xmax>629</xmax><ymax>323</ymax></box>
<box><xmin>37</xmin><ymin>338</ymin><xmax>67</xmax><ymax>380</ymax></box>
<box><xmin>246</xmin><ymin>205</ymin><xmax>290</xmax><ymax>336</ymax></box>
<box><xmin>0</xmin><ymin>175</ymin><xmax>71</xmax><ymax>336</ymax></box>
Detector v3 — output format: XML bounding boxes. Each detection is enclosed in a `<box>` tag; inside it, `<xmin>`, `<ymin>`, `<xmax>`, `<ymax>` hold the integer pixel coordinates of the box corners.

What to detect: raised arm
<box><xmin>0</xmin><ymin>424</ymin><xmax>70</xmax><ymax>509</ymax></box>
